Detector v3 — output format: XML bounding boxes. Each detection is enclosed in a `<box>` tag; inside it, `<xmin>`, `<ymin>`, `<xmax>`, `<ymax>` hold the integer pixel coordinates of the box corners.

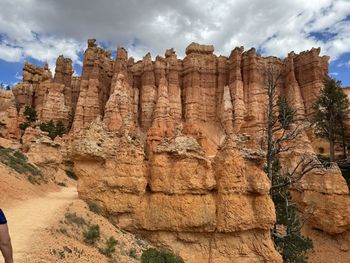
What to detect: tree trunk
<box><xmin>342</xmin><ymin>132</ymin><xmax>347</xmax><ymax>159</ymax></box>
<box><xmin>330</xmin><ymin>139</ymin><xmax>335</xmax><ymax>162</ymax></box>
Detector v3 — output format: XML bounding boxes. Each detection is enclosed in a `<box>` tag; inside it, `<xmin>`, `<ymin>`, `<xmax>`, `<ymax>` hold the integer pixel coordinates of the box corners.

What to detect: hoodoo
<box><xmin>1</xmin><ymin>39</ymin><xmax>349</xmax><ymax>263</ymax></box>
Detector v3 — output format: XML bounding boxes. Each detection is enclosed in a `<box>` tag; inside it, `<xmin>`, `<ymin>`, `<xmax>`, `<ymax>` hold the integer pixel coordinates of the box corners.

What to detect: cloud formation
<box><xmin>0</xmin><ymin>0</ymin><xmax>350</xmax><ymax>69</ymax></box>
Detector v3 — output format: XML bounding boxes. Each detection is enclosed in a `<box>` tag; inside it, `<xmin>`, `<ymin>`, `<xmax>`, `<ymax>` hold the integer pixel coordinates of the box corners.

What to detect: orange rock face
<box><xmin>0</xmin><ymin>90</ymin><xmax>20</xmax><ymax>139</ymax></box>
<box><xmin>72</xmin><ymin>127</ymin><xmax>281</xmax><ymax>262</ymax></box>
<box><xmin>2</xmin><ymin>39</ymin><xmax>347</xmax><ymax>262</ymax></box>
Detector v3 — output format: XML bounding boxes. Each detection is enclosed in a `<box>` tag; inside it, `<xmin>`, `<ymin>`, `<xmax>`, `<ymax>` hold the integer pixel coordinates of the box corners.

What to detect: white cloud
<box><xmin>0</xmin><ymin>44</ymin><xmax>22</xmax><ymax>62</ymax></box>
<box><xmin>338</xmin><ymin>60</ymin><xmax>350</xmax><ymax>67</ymax></box>
<box><xmin>0</xmin><ymin>0</ymin><xmax>349</xmax><ymax>67</ymax></box>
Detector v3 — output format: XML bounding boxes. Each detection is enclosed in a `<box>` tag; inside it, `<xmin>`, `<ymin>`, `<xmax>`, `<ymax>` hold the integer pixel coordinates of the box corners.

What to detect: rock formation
<box><xmin>72</xmin><ymin>125</ymin><xmax>281</xmax><ymax>262</ymax></box>
<box><xmin>0</xmin><ymin>90</ymin><xmax>20</xmax><ymax>139</ymax></box>
<box><xmin>72</xmin><ymin>39</ymin><xmax>114</xmax><ymax>130</ymax></box>
<box><xmin>1</xmin><ymin>39</ymin><xmax>348</xmax><ymax>262</ymax></box>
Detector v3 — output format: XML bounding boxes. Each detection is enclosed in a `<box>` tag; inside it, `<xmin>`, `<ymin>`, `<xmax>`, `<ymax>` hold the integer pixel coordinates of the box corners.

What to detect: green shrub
<box><xmin>101</xmin><ymin>236</ymin><xmax>118</xmax><ymax>258</ymax></box>
<box><xmin>23</xmin><ymin>106</ymin><xmax>37</xmax><ymax>123</ymax></box>
<box><xmin>141</xmin><ymin>248</ymin><xmax>184</xmax><ymax>263</ymax></box>
<box><xmin>13</xmin><ymin>150</ymin><xmax>27</xmax><ymax>161</ymax></box>
<box><xmin>0</xmin><ymin>146</ymin><xmax>41</xmax><ymax>176</ymax></box>
<box><xmin>65</xmin><ymin>169</ymin><xmax>78</xmax><ymax>180</ymax></box>
<box><xmin>19</xmin><ymin>122</ymin><xmax>30</xmax><ymax>131</ymax></box>
<box><xmin>129</xmin><ymin>248</ymin><xmax>137</xmax><ymax>259</ymax></box>
<box><xmin>64</xmin><ymin>212</ymin><xmax>86</xmax><ymax>226</ymax></box>
<box><xmin>84</xmin><ymin>224</ymin><xmax>100</xmax><ymax>244</ymax></box>
<box><xmin>40</xmin><ymin>120</ymin><xmax>66</xmax><ymax>140</ymax></box>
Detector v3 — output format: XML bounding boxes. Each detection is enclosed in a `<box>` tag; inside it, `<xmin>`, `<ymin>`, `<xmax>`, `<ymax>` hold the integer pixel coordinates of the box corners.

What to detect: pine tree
<box><xmin>264</xmin><ymin>64</ymin><xmax>317</xmax><ymax>262</ymax></box>
<box><xmin>55</xmin><ymin>121</ymin><xmax>66</xmax><ymax>138</ymax></box>
<box><xmin>313</xmin><ymin>78</ymin><xmax>350</xmax><ymax>162</ymax></box>
<box><xmin>271</xmin><ymin>160</ymin><xmax>313</xmax><ymax>262</ymax></box>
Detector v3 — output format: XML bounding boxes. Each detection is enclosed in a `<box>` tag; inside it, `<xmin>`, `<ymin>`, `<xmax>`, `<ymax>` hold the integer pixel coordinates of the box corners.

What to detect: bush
<box><xmin>40</xmin><ymin>120</ymin><xmax>66</xmax><ymax>140</ymax></box>
<box><xmin>87</xmin><ymin>201</ymin><xmax>103</xmax><ymax>215</ymax></box>
<box><xmin>84</xmin><ymin>224</ymin><xmax>100</xmax><ymax>244</ymax></box>
<box><xmin>129</xmin><ymin>248</ymin><xmax>137</xmax><ymax>259</ymax></box>
<box><xmin>64</xmin><ymin>212</ymin><xmax>86</xmax><ymax>226</ymax></box>
<box><xmin>101</xmin><ymin>236</ymin><xmax>118</xmax><ymax>258</ymax></box>
<box><xmin>65</xmin><ymin>169</ymin><xmax>78</xmax><ymax>180</ymax></box>
<box><xmin>23</xmin><ymin>106</ymin><xmax>37</xmax><ymax>123</ymax></box>
<box><xmin>0</xmin><ymin>146</ymin><xmax>41</xmax><ymax>176</ymax></box>
<box><xmin>19</xmin><ymin>122</ymin><xmax>30</xmax><ymax>131</ymax></box>
<box><xmin>141</xmin><ymin>248</ymin><xmax>184</xmax><ymax>263</ymax></box>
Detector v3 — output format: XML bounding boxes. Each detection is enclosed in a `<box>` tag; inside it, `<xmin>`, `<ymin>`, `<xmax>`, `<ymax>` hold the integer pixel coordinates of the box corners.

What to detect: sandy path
<box><xmin>1</xmin><ymin>187</ymin><xmax>77</xmax><ymax>262</ymax></box>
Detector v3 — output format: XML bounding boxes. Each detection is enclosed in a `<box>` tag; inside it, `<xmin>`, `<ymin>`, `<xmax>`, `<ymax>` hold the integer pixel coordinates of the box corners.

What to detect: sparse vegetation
<box><xmin>0</xmin><ymin>146</ymin><xmax>41</xmax><ymax>177</ymax></box>
<box><xmin>40</xmin><ymin>120</ymin><xmax>66</xmax><ymax>140</ymax></box>
<box><xmin>64</xmin><ymin>212</ymin><xmax>87</xmax><ymax>226</ymax></box>
<box><xmin>87</xmin><ymin>200</ymin><xmax>103</xmax><ymax>215</ymax></box>
<box><xmin>19</xmin><ymin>121</ymin><xmax>30</xmax><ymax>131</ymax></box>
<box><xmin>19</xmin><ymin>106</ymin><xmax>38</xmax><ymax>131</ymax></box>
<box><xmin>141</xmin><ymin>248</ymin><xmax>184</xmax><ymax>263</ymax></box>
<box><xmin>101</xmin><ymin>236</ymin><xmax>118</xmax><ymax>258</ymax></box>
<box><xmin>24</xmin><ymin>105</ymin><xmax>38</xmax><ymax>123</ymax></box>
<box><xmin>129</xmin><ymin>248</ymin><xmax>137</xmax><ymax>259</ymax></box>
<box><xmin>84</xmin><ymin>224</ymin><xmax>100</xmax><ymax>244</ymax></box>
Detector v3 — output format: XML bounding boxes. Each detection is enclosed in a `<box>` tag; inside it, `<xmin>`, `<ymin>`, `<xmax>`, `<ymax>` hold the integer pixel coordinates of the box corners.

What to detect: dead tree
<box><xmin>263</xmin><ymin>63</ymin><xmax>321</xmax><ymax>262</ymax></box>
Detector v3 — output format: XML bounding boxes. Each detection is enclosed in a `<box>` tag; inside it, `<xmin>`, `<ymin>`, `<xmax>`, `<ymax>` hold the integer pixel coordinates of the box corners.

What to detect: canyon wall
<box><xmin>1</xmin><ymin>39</ymin><xmax>349</xmax><ymax>262</ymax></box>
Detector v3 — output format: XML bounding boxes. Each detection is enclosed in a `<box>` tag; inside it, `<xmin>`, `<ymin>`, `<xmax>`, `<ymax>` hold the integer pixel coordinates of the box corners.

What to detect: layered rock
<box><xmin>139</xmin><ymin>53</ymin><xmax>157</xmax><ymax>130</ymax></box>
<box><xmin>0</xmin><ymin>90</ymin><xmax>20</xmax><ymax>139</ymax></box>
<box><xmin>228</xmin><ymin>47</ymin><xmax>245</xmax><ymax>132</ymax></box>
<box><xmin>103</xmin><ymin>73</ymin><xmax>135</xmax><ymax>132</ymax></box>
<box><xmin>54</xmin><ymin>55</ymin><xmax>74</xmax><ymax>110</ymax></box>
<box><xmin>72</xmin><ymin>39</ymin><xmax>114</xmax><ymax>130</ymax></box>
<box><xmin>294</xmin><ymin>47</ymin><xmax>329</xmax><ymax>116</ymax></box>
<box><xmin>4</xmin><ymin>40</ymin><xmax>346</xmax><ymax>262</ymax></box>
<box><xmin>72</xmin><ymin>125</ymin><xmax>282</xmax><ymax>262</ymax></box>
<box><xmin>13</xmin><ymin>63</ymin><xmax>52</xmax><ymax>108</ymax></box>
<box><xmin>182</xmin><ymin>43</ymin><xmax>217</xmax><ymax>136</ymax></box>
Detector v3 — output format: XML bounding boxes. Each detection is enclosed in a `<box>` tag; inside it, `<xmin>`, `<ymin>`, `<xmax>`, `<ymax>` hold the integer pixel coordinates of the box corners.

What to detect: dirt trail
<box><xmin>1</xmin><ymin>187</ymin><xmax>77</xmax><ymax>262</ymax></box>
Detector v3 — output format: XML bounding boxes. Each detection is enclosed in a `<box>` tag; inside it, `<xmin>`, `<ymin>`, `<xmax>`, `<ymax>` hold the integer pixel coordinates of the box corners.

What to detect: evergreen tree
<box><xmin>313</xmin><ymin>78</ymin><xmax>350</xmax><ymax>162</ymax></box>
<box><xmin>271</xmin><ymin>160</ymin><xmax>313</xmax><ymax>262</ymax></box>
<box><xmin>40</xmin><ymin>120</ymin><xmax>56</xmax><ymax>140</ymax></box>
<box><xmin>264</xmin><ymin>65</ymin><xmax>316</xmax><ymax>262</ymax></box>
<box><xmin>39</xmin><ymin>120</ymin><xmax>66</xmax><ymax>140</ymax></box>
<box><xmin>23</xmin><ymin>106</ymin><xmax>38</xmax><ymax>123</ymax></box>
<box><xmin>55</xmin><ymin>121</ymin><xmax>66</xmax><ymax>137</ymax></box>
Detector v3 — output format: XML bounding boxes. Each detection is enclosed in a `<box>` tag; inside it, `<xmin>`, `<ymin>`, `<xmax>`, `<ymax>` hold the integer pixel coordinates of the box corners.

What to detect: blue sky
<box><xmin>0</xmin><ymin>0</ymin><xmax>350</xmax><ymax>87</ymax></box>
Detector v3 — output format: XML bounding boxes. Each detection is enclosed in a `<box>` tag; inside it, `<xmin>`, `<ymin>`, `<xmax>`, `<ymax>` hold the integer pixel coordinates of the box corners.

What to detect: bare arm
<box><xmin>0</xmin><ymin>224</ymin><xmax>13</xmax><ymax>263</ymax></box>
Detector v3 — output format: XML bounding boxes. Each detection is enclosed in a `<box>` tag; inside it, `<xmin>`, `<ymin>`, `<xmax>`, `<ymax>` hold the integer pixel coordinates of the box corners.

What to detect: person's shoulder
<box><xmin>0</xmin><ymin>209</ymin><xmax>7</xmax><ymax>224</ymax></box>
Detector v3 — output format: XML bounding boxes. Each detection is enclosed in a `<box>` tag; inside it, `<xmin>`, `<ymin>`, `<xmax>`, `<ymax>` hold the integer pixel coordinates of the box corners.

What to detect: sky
<box><xmin>0</xmin><ymin>0</ymin><xmax>350</xmax><ymax>87</ymax></box>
